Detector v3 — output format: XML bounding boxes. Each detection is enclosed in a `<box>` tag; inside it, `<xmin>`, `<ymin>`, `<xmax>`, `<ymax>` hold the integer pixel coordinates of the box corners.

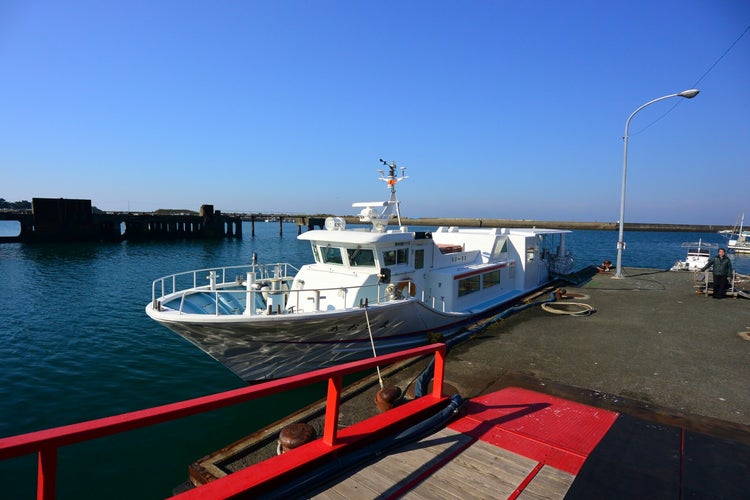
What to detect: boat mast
<box><xmin>377</xmin><ymin>159</ymin><xmax>408</xmax><ymax>226</ymax></box>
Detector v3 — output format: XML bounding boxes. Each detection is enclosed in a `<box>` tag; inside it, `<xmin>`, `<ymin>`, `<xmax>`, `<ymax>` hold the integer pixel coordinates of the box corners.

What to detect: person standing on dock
<box><xmin>700</xmin><ymin>248</ymin><xmax>733</xmax><ymax>299</ymax></box>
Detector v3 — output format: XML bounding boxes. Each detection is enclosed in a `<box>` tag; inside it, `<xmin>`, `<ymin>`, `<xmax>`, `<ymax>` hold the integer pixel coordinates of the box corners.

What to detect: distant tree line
<box><xmin>0</xmin><ymin>198</ymin><xmax>31</xmax><ymax>210</ymax></box>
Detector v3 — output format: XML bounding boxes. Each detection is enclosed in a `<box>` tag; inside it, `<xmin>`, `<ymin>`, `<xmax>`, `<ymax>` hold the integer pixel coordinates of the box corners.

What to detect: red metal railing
<box><xmin>0</xmin><ymin>343</ymin><xmax>446</xmax><ymax>499</ymax></box>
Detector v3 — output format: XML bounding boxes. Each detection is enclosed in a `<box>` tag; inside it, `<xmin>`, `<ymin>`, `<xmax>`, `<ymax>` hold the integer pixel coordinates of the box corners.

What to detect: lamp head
<box><xmin>678</xmin><ymin>89</ymin><xmax>700</xmax><ymax>98</ymax></box>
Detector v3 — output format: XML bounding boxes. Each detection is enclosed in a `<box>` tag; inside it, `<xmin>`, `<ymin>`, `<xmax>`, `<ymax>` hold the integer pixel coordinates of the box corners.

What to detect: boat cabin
<box><xmin>293</xmin><ymin>223</ymin><xmax>569</xmax><ymax>315</ymax></box>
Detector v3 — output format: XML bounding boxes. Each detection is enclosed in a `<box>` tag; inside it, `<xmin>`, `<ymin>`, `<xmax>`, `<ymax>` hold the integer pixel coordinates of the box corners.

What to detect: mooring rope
<box><xmin>364</xmin><ymin>305</ymin><xmax>384</xmax><ymax>389</ymax></box>
<box><xmin>541</xmin><ymin>302</ymin><xmax>596</xmax><ymax>316</ymax></box>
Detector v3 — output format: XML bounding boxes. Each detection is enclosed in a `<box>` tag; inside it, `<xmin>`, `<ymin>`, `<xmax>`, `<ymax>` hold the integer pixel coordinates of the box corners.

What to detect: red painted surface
<box><xmin>448</xmin><ymin>387</ymin><xmax>618</xmax><ymax>474</ymax></box>
<box><xmin>1</xmin><ymin>347</ymin><xmax>620</xmax><ymax>499</ymax></box>
<box><xmin>0</xmin><ymin>343</ymin><xmax>447</xmax><ymax>500</ymax></box>
<box><xmin>37</xmin><ymin>448</ymin><xmax>57</xmax><ymax>500</ymax></box>
<box><xmin>172</xmin><ymin>395</ymin><xmax>451</xmax><ymax>499</ymax></box>
<box><xmin>509</xmin><ymin>461</ymin><xmax>545</xmax><ymax>500</ymax></box>
<box><xmin>323</xmin><ymin>375</ymin><xmax>342</xmax><ymax>446</ymax></box>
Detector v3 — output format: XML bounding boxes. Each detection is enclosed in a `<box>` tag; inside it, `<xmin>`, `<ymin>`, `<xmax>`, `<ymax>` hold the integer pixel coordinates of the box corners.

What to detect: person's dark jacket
<box><xmin>701</xmin><ymin>255</ymin><xmax>733</xmax><ymax>276</ymax></box>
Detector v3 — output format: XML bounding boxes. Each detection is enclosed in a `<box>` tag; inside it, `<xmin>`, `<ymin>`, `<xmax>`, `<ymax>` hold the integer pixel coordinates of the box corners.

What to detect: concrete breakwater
<box><xmin>0</xmin><ymin>197</ymin><xmax>732</xmax><ymax>244</ymax></box>
<box><xmin>386</xmin><ymin>217</ymin><xmax>730</xmax><ymax>233</ymax></box>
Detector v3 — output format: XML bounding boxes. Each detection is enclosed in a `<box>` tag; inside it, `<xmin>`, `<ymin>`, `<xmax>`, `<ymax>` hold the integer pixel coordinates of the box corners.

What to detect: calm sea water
<box><xmin>1</xmin><ymin>221</ymin><xmax>748</xmax><ymax>498</ymax></box>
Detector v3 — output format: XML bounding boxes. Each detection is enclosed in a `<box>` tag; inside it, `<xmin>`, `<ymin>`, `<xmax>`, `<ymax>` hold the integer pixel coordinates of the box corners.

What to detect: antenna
<box><xmin>376</xmin><ymin>159</ymin><xmax>408</xmax><ymax>226</ymax></box>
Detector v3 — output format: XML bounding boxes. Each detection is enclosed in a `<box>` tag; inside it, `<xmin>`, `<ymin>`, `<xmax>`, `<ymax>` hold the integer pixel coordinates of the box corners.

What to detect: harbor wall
<box><xmin>347</xmin><ymin>217</ymin><xmax>731</xmax><ymax>233</ymax></box>
<box><xmin>0</xmin><ymin>199</ymin><xmax>733</xmax><ymax>244</ymax></box>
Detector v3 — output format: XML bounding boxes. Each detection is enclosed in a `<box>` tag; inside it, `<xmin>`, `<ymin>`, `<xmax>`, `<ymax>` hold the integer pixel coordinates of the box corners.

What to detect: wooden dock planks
<box><xmin>517</xmin><ymin>465</ymin><xmax>576</xmax><ymax>499</ymax></box>
<box><xmin>312</xmin><ymin>387</ymin><xmax>617</xmax><ymax>499</ymax></box>
<box><xmin>312</xmin><ymin>427</ymin><xmax>574</xmax><ymax>499</ymax></box>
<box><xmin>405</xmin><ymin>436</ymin><xmax>540</xmax><ymax>499</ymax></box>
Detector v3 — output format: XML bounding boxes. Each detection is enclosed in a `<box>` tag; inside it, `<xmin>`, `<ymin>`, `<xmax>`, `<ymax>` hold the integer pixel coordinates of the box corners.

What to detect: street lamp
<box><xmin>613</xmin><ymin>88</ymin><xmax>700</xmax><ymax>279</ymax></box>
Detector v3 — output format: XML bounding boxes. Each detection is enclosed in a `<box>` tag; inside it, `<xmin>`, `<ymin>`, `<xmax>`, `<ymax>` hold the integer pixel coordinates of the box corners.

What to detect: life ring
<box><xmin>396</xmin><ymin>280</ymin><xmax>416</xmax><ymax>297</ymax></box>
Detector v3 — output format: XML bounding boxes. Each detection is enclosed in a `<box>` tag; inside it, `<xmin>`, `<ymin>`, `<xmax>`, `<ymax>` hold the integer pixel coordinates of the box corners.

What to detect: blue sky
<box><xmin>1</xmin><ymin>1</ymin><xmax>748</xmax><ymax>224</ymax></box>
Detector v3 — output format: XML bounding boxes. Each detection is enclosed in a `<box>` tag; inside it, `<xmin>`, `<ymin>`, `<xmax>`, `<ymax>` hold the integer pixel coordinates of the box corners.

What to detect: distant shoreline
<box><xmin>352</xmin><ymin>217</ymin><xmax>731</xmax><ymax>233</ymax></box>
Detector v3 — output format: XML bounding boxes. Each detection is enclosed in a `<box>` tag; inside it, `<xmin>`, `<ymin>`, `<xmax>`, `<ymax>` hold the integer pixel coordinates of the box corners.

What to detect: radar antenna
<box><xmin>377</xmin><ymin>159</ymin><xmax>408</xmax><ymax>225</ymax></box>
<box><xmin>352</xmin><ymin>159</ymin><xmax>409</xmax><ymax>232</ymax></box>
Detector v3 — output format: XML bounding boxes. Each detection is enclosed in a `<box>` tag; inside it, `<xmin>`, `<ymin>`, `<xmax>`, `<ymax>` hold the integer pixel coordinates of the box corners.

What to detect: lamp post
<box><xmin>613</xmin><ymin>88</ymin><xmax>700</xmax><ymax>279</ymax></box>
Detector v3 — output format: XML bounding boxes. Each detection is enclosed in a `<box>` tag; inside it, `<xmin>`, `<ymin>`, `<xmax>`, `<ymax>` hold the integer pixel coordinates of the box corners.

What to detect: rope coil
<box><xmin>541</xmin><ymin>302</ymin><xmax>596</xmax><ymax>316</ymax></box>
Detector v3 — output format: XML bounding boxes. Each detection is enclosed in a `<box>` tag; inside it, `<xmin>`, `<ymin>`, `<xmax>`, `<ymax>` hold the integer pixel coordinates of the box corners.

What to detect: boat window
<box><xmin>414</xmin><ymin>249</ymin><xmax>424</xmax><ymax>269</ymax></box>
<box><xmin>492</xmin><ymin>238</ymin><xmax>508</xmax><ymax>260</ymax></box>
<box><xmin>383</xmin><ymin>248</ymin><xmax>409</xmax><ymax>266</ymax></box>
<box><xmin>320</xmin><ymin>246</ymin><xmax>343</xmax><ymax>265</ymax></box>
<box><xmin>347</xmin><ymin>248</ymin><xmax>375</xmax><ymax>267</ymax></box>
<box><xmin>483</xmin><ymin>270</ymin><xmax>500</xmax><ymax>288</ymax></box>
<box><xmin>458</xmin><ymin>275</ymin><xmax>481</xmax><ymax>297</ymax></box>
<box><xmin>539</xmin><ymin>235</ymin><xmax>557</xmax><ymax>260</ymax></box>
<box><xmin>312</xmin><ymin>243</ymin><xmax>322</xmax><ymax>263</ymax></box>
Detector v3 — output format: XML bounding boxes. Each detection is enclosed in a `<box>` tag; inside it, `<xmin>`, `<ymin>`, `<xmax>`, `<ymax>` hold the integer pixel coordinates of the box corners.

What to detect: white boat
<box><xmin>670</xmin><ymin>239</ymin><xmax>718</xmax><ymax>271</ymax></box>
<box><xmin>146</xmin><ymin>161</ymin><xmax>574</xmax><ymax>381</ymax></box>
<box><xmin>724</xmin><ymin>213</ymin><xmax>750</xmax><ymax>254</ymax></box>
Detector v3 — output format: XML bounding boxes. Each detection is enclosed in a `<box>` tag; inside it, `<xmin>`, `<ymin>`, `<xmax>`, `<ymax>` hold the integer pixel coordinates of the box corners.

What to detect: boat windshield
<box><xmin>347</xmin><ymin>248</ymin><xmax>376</xmax><ymax>267</ymax></box>
<box><xmin>320</xmin><ymin>246</ymin><xmax>344</xmax><ymax>265</ymax></box>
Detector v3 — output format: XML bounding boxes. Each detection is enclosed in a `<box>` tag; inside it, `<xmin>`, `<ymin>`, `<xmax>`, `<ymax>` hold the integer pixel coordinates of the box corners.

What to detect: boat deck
<box><xmin>309</xmin><ymin>386</ymin><xmax>749</xmax><ymax>499</ymax></box>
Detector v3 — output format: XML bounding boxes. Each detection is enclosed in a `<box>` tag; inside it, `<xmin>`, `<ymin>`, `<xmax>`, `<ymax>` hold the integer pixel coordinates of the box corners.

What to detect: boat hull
<box><xmin>148</xmin><ymin>295</ymin><xmax>524</xmax><ymax>382</ymax></box>
<box><xmin>728</xmin><ymin>240</ymin><xmax>750</xmax><ymax>254</ymax></box>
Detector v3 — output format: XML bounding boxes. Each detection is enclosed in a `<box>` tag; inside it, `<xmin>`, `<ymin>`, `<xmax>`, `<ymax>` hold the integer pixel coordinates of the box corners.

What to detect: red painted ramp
<box><xmin>448</xmin><ymin>387</ymin><xmax>619</xmax><ymax>474</ymax></box>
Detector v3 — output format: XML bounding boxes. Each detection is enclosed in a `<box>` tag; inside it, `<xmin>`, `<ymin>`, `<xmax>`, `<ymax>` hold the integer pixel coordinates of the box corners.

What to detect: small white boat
<box><xmin>725</xmin><ymin>213</ymin><xmax>750</xmax><ymax>254</ymax></box>
<box><xmin>146</xmin><ymin>161</ymin><xmax>574</xmax><ymax>381</ymax></box>
<box><xmin>670</xmin><ymin>239</ymin><xmax>718</xmax><ymax>271</ymax></box>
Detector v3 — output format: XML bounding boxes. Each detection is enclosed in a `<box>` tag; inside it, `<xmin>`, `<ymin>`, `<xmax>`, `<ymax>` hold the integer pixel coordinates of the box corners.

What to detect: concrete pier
<box><xmin>0</xmin><ymin>198</ymin><xmax>242</xmax><ymax>243</ymax></box>
<box><xmin>185</xmin><ymin>267</ymin><xmax>750</xmax><ymax>490</ymax></box>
